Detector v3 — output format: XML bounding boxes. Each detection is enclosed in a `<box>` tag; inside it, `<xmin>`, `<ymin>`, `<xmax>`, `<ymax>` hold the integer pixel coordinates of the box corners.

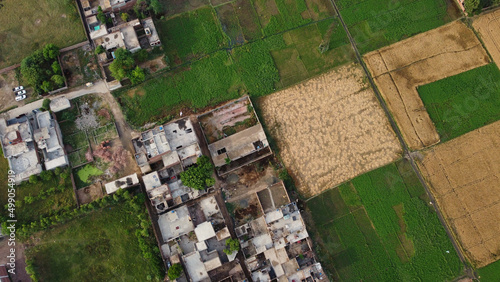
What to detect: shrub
<box><xmin>51</xmin><ymin>61</ymin><xmax>62</xmax><ymax>74</ymax></box>
<box><xmin>167</xmin><ymin>264</ymin><xmax>183</xmax><ymax>280</ymax></box>
<box><xmin>42</xmin><ymin>98</ymin><xmax>51</xmax><ymax>111</ymax></box>
<box><xmin>120</xmin><ymin>12</ymin><xmax>129</xmax><ymax>22</ymax></box>
<box><xmin>95</xmin><ymin>45</ymin><xmax>105</xmax><ymax>55</ymax></box>
<box><xmin>29</xmin><ymin>175</ymin><xmax>39</xmax><ymax>184</ymax></box>
<box><xmin>223</xmin><ymin>238</ymin><xmax>240</xmax><ymax>255</ymax></box>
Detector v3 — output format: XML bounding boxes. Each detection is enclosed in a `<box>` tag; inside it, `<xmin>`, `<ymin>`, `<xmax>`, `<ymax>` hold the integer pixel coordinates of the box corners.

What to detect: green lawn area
<box><xmin>0</xmin><ymin>148</ymin><xmax>10</xmax><ymax>205</ymax></box>
<box><xmin>417</xmin><ymin>63</ymin><xmax>500</xmax><ymax>142</ymax></box>
<box><xmin>478</xmin><ymin>260</ymin><xmax>500</xmax><ymax>282</ymax></box>
<box><xmin>0</xmin><ymin>0</ymin><xmax>86</xmax><ymax>68</ymax></box>
<box><xmin>307</xmin><ymin>159</ymin><xmax>463</xmax><ymax>281</ymax></box>
<box><xmin>336</xmin><ymin>0</ymin><xmax>460</xmax><ymax>54</ymax></box>
<box><xmin>74</xmin><ymin>164</ymin><xmax>103</xmax><ymax>189</ymax></box>
<box><xmin>25</xmin><ymin>202</ymin><xmax>162</xmax><ymax>281</ymax></box>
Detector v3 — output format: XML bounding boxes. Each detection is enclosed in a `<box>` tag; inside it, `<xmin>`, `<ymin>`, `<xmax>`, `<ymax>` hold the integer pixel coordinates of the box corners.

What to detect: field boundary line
<box><xmin>328</xmin><ymin>0</ymin><xmax>475</xmax><ymax>278</ymax></box>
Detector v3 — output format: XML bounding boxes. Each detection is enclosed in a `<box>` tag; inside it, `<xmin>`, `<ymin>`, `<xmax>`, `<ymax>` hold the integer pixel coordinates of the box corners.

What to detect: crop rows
<box><xmin>308</xmin><ymin>160</ymin><xmax>462</xmax><ymax>281</ymax></box>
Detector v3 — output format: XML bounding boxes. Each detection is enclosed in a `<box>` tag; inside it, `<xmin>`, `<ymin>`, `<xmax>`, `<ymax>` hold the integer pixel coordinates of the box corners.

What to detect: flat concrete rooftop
<box><xmin>158</xmin><ymin>205</ymin><xmax>194</xmax><ymax>242</ymax></box>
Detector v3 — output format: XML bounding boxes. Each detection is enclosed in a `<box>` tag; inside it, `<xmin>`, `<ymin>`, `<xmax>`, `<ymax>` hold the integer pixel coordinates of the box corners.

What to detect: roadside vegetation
<box><xmin>418</xmin><ymin>63</ymin><xmax>500</xmax><ymax>142</ymax></box>
<box><xmin>0</xmin><ymin>0</ymin><xmax>86</xmax><ymax>69</ymax></box>
<box><xmin>20</xmin><ymin>44</ymin><xmax>65</xmax><ymax>94</ymax></box>
<box><xmin>307</xmin><ymin>159</ymin><xmax>463</xmax><ymax>281</ymax></box>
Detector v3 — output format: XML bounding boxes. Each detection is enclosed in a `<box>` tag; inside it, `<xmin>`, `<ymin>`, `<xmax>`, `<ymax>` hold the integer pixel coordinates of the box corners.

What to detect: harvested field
<box><xmin>473</xmin><ymin>8</ymin><xmax>500</xmax><ymax>68</ymax></box>
<box><xmin>364</xmin><ymin>21</ymin><xmax>490</xmax><ymax>150</ymax></box>
<box><xmin>259</xmin><ymin>63</ymin><xmax>402</xmax><ymax>197</ymax></box>
<box><xmin>417</xmin><ymin>120</ymin><xmax>500</xmax><ymax>268</ymax></box>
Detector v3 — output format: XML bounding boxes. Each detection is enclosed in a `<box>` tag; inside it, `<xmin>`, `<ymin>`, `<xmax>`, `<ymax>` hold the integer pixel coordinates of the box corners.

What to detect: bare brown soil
<box><xmin>417</xmin><ymin>120</ymin><xmax>500</xmax><ymax>267</ymax></box>
<box><xmin>259</xmin><ymin>63</ymin><xmax>402</xmax><ymax>197</ymax></box>
<box><xmin>77</xmin><ymin>183</ymin><xmax>104</xmax><ymax>205</ymax></box>
<box><xmin>364</xmin><ymin>21</ymin><xmax>490</xmax><ymax>150</ymax></box>
<box><xmin>473</xmin><ymin>8</ymin><xmax>500</xmax><ymax>68</ymax></box>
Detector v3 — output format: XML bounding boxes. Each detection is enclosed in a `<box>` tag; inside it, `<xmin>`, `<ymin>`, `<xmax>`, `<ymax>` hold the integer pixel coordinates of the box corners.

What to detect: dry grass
<box><xmin>364</xmin><ymin>21</ymin><xmax>490</xmax><ymax>150</ymax></box>
<box><xmin>473</xmin><ymin>9</ymin><xmax>500</xmax><ymax>68</ymax></box>
<box><xmin>417</xmin><ymin>120</ymin><xmax>500</xmax><ymax>267</ymax></box>
<box><xmin>259</xmin><ymin>63</ymin><xmax>402</xmax><ymax>197</ymax></box>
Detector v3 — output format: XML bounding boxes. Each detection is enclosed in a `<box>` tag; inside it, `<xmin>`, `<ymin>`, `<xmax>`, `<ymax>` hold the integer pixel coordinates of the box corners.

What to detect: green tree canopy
<box><xmin>129</xmin><ymin>66</ymin><xmax>145</xmax><ymax>85</ymax></box>
<box><xmin>43</xmin><ymin>44</ymin><xmax>60</xmax><ymax>61</ymax></box>
<box><xmin>121</xmin><ymin>12</ymin><xmax>129</xmax><ymax>22</ymax></box>
<box><xmin>149</xmin><ymin>0</ymin><xmax>163</xmax><ymax>14</ymax></box>
<box><xmin>51</xmin><ymin>61</ymin><xmax>62</xmax><ymax>74</ymax></box>
<box><xmin>167</xmin><ymin>264</ymin><xmax>183</xmax><ymax>280</ymax></box>
<box><xmin>42</xmin><ymin>98</ymin><xmax>51</xmax><ymax>111</ymax></box>
<box><xmin>464</xmin><ymin>0</ymin><xmax>480</xmax><ymax>14</ymax></box>
<box><xmin>109</xmin><ymin>48</ymin><xmax>135</xmax><ymax>81</ymax></box>
<box><xmin>95</xmin><ymin>45</ymin><xmax>105</xmax><ymax>55</ymax></box>
<box><xmin>180</xmin><ymin>156</ymin><xmax>215</xmax><ymax>190</ymax></box>
<box><xmin>51</xmin><ymin>75</ymin><xmax>65</xmax><ymax>87</ymax></box>
<box><xmin>223</xmin><ymin>238</ymin><xmax>240</xmax><ymax>255</ymax></box>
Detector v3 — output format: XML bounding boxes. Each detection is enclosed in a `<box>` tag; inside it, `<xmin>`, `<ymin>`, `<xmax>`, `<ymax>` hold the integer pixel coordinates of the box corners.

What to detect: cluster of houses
<box><xmin>0</xmin><ymin>98</ymin><xmax>71</xmax><ymax>183</ymax></box>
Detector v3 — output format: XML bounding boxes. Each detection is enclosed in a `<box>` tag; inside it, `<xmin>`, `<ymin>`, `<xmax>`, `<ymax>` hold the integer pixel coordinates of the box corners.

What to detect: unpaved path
<box><xmin>364</xmin><ymin>21</ymin><xmax>490</xmax><ymax>150</ymax></box>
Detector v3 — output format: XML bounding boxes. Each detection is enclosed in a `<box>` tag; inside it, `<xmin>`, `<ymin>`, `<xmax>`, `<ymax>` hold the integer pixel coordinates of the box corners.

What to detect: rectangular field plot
<box><xmin>91</xmin><ymin>123</ymin><xmax>119</xmax><ymax>144</ymax></box>
<box><xmin>478</xmin><ymin>260</ymin><xmax>500</xmax><ymax>282</ymax></box>
<box><xmin>418</xmin><ymin>121</ymin><xmax>500</xmax><ymax>268</ymax></box>
<box><xmin>63</xmin><ymin>131</ymin><xmax>89</xmax><ymax>152</ymax></box>
<box><xmin>272</xmin><ymin>18</ymin><xmax>354</xmax><ymax>87</ymax></box>
<box><xmin>336</xmin><ymin>0</ymin><xmax>460</xmax><ymax>54</ymax></box>
<box><xmin>308</xmin><ymin>160</ymin><xmax>463</xmax><ymax>281</ymax></box>
<box><xmin>417</xmin><ymin>64</ymin><xmax>500</xmax><ymax>142</ymax></box>
<box><xmin>68</xmin><ymin>147</ymin><xmax>90</xmax><ymax>168</ymax></box>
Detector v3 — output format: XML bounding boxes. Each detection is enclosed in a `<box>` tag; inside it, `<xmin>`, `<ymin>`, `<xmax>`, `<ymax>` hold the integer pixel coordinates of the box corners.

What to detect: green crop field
<box><xmin>336</xmin><ymin>0</ymin><xmax>460</xmax><ymax>54</ymax></box>
<box><xmin>25</xmin><ymin>202</ymin><xmax>162</xmax><ymax>281</ymax></box>
<box><xmin>308</xmin><ymin>159</ymin><xmax>463</xmax><ymax>281</ymax></box>
<box><xmin>156</xmin><ymin>7</ymin><xmax>226</xmax><ymax>66</ymax></box>
<box><xmin>0</xmin><ymin>0</ymin><xmax>86</xmax><ymax>68</ymax></box>
<box><xmin>478</xmin><ymin>260</ymin><xmax>500</xmax><ymax>282</ymax></box>
<box><xmin>418</xmin><ymin>63</ymin><xmax>500</xmax><ymax>142</ymax></box>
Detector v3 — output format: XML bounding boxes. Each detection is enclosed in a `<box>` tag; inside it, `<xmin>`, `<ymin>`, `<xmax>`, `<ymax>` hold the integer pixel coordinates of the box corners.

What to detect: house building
<box><xmin>198</xmin><ymin>96</ymin><xmax>272</xmax><ymax>176</ymax></box>
<box><xmin>34</xmin><ymin>112</ymin><xmax>69</xmax><ymax>171</ymax></box>
<box><xmin>104</xmin><ymin>173</ymin><xmax>140</xmax><ymax>194</ymax></box>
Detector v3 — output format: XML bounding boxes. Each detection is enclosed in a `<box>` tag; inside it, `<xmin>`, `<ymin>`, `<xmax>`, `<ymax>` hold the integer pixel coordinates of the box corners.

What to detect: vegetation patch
<box><xmin>74</xmin><ymin>164</ymin><xmax>104</xmax><ymax>189</ymax></box>
<box><xmin>478</xmin><ymin>260</ymin><xmax>500</xmax><ymax>282</ymax></box>
<box><xmin>417</xmin><ymin>63</ymin><xmax>500</xmax><ymax>142</ymax></box>
<box><xmin>0</xmin><ymin>0</ymin><xmax>86</xmax><ymax>68</ymax></box>
<box><xmin>307</xmin><ymin>159</ymin><xmax>462</xmax><ymax>281</ymax></box>
<box><xmin>24</xmin><ymin>192</ymin><xmax>164</xmax><ymax>281</ymax></box>
<box><xmin>336</xmin><ymin>0</ymin><xmax>460</xmax><ymax>54</ymax></box>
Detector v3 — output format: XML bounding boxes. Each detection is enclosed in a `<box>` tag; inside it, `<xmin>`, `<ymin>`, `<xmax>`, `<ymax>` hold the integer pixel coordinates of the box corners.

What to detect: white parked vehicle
<box><xmin>15</xmin><ymin>95</ymin><xmax>26</xmax><ymax>102</ymax></box>
<box><xmin>16</xmin><ymin>90</ymin><xmax>27</xmax><ymax>96</ymax></box>
<box><xmin>12</xmin><ymin>86</ymin><xmax>24</xmax><ymax>92</ymax></box>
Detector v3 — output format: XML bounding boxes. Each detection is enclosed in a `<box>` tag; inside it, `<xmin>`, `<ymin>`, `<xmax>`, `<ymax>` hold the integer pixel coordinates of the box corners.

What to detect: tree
<box><xmin>180</xmin><ymin>156</ymin><xmax>215</xmax><ymax>190</ymax></box>
<box><xmin>42</xmin><ymin>98</ymin><xmax>51</xmax><ymax>111</ymax></box>
<box><xmin>464</xmin><ymin>0</ymin><xmax>480</xmax><ymax>14</ymax></box>
<box><xmin>223</xmin><ymin>238</ymin><xmax>240</xmax><ymax>255</ymax></box>
<box><xmin>95</xmin><ymin>45</ymin><xmax>105</xmax><ymax>55</ymax></box>
<box><xmin>121</xmin><ymin>12</ymin><xmax>129</xmax><ymax>22</ymax></box>
<box><xmin>40</xmin><ymin>170</ymin><xmax>54</xmax><ymax>181</ymax></box>
<box><xmin>97</xmin><ymin>6</ymin><xmax>109</xmax><ymax>24</ymax></box>
<box><xmin>42</xmin><ymin>44</ymin><xmax>59</xmax><ymax>61</ymax></box>
<box><xmin>149</xmin><ymin>0</ymin><xmax>164</xmax><ymax>14</ymax></box>
<box><xmin>40</xmin><ymin>81</ymin><xmax>53</xmax><ymax>93</ymax></box>
<box><xmin>109</xmin><ymin>48</ymin><xmax>135</xmax><ymax>81</ymax></box>
<box><xmin>129</xmin><ymin>66</ymin><xmax>145</xmax><ymax>85</ymax></box>
<box><xmin>167</xmin><ymin>264</ymin><xmax>183</xmax><ymax>280</ymax></box>
<box><xmin>51</xmin><ymin>75</ymin><xmax>65</xmax><ymax>87</ymax></box>
<box><xmin>54</xmin><ymin>167</ymin><xmax>62</xmax><ymax>176</ymax></box>
<box><xmin>29</xmin><ymin>175</ymin><xmax>39</xmax><ymax>184</ymax></box>
<box><xmin>51</xmin><ymin>61</ymin><xmax>61</xmax><ymax>74</ymax></box>
<box><xmin>20</xmin><ymin>51</ymin><xmax>46</xmax><ymax>92</ymax></box>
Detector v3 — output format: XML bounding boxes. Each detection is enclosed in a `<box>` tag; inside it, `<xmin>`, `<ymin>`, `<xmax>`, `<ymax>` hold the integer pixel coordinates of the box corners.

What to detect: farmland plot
<box><xmin>259</xmin><ymin>63</ymin><xmax>401</xmax><ymax>197</ymax></box>
<box><xmin>473</xmin><ymin>8</ymin><xmax>500</xmax><ymax>68</ymax></box>
<box><xmin>417</xmin><ymin>64</ymin><xmax>500</xmax><ymax>142</ymax></box>
<box><xmin>336</xmin><ymin>0</ymin><xmax>460</xmax><ymax>54</ymax></box>
<box><xmin>308</xmin><ymin>160</ymin><xmax>462</xmax><ymax>281</ymax></box>
<box><xmin>364</xmin><ymin>21</ymin><xmax>490</xmax><ymax>150</ymax></box>
<box><xmin>417</xmin><ymin>120</ymin><xmax>500</xmax><ymax>268</ymax></box>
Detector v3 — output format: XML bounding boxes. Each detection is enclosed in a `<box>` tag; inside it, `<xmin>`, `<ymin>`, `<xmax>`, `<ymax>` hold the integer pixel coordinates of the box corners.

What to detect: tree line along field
<box><xmin>0</xmin><ymin>0</ymin><xmax>86</xmax><ymax>69</ymax></box>
<box><xmin>336</xmin><ymin>0</ymin><xmax>461</xmax><ymax>54</ymax></box>
<box><xmin>417</xmin><ymin>63</ymin><xmax>500</xmax><ymax>142</ymax></box>
<box><xmin>115</xmin><ymin>4</ymin><xmax>353</xmax><ymax>127</ymax></box>
<box><xmin>307</xmin><ymin>159</ymin><xmax>463</xmax><ymax>281</ymax></box>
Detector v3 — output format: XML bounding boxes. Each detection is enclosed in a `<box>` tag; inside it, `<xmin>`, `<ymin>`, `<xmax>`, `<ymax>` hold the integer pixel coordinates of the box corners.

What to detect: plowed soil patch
<box><xmin>474</xmin><ymin>9</ymin><xmax>500</xmax><ymax>68</ymax></box>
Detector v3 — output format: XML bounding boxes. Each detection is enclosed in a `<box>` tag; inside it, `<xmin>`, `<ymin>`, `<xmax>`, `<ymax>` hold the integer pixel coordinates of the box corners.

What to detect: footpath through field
<box><xmin>326</xmin><ymin>0</ymin><xmax>475</xmax><ymax>278</ymax></box>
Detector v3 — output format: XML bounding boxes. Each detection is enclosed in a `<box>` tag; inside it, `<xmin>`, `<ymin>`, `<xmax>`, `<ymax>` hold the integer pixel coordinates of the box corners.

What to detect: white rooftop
<box><xmin>157</xmin><ymin>206</ymin><xmax>194</xmax><ymax>242</ymax></box>
<box><xmin>104</xmin><ymin>173</ymin><xmax>139</xmax><ymax>194</ymax></box>
<box><xmin>50</xmin><ymin>97</ymin><xmax>71</xmax><ymax>112</ymax></box>
<box><xmin>143</xmin><ymin>171</ymin><xmax>162</xmax><ymax>191</ymax></box>
<box><xmin>183</xmin><ymin>252</ymin><xmax>209</xmax><ymax>282</ymax></box>
<box><xmin>194</xmin><ymin>221</ymin><xmax>216</xmax><ymax>242</ymax></box>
